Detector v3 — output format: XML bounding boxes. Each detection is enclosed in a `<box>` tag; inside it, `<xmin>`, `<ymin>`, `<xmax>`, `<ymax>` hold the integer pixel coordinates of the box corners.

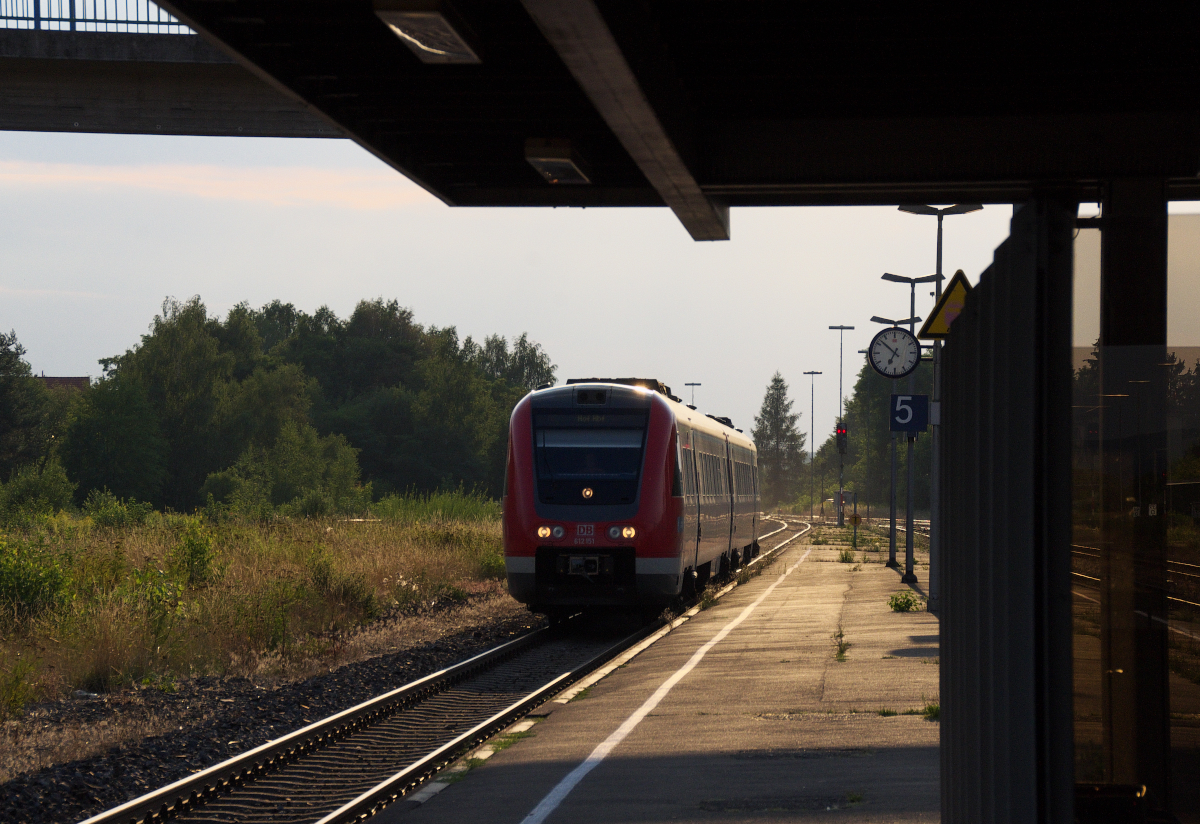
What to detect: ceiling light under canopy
<box><xmin>375</xmin><ymin>1</ymin><xmax>481</xmax><ymax>64</ymax></box>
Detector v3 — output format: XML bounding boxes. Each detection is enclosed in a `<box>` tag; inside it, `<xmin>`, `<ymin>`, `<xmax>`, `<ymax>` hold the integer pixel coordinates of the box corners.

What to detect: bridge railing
<box><xmin>0</xmin><ymin>0</ymin><xmax>192</xmax><ymax>34</ymax></box>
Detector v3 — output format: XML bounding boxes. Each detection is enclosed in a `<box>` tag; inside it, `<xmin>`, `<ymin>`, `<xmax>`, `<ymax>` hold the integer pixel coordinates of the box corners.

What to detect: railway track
<box><xmin>80</xmin><ymin>517</ymin><xmax>806</xmax><ymax>824</ymax></box>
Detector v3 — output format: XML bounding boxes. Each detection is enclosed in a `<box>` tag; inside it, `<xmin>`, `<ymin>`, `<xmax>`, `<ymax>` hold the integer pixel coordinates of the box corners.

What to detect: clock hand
<box><xmin>881</xmin><ymin>341</ymin><xmax>901</xmax><ymax>359</ymax></box>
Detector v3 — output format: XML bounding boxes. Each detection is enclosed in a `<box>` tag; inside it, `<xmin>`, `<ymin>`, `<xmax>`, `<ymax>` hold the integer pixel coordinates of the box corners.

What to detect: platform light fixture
<box><xmin>375</xmin><ymin>0</ymin><xmax>481</xmax><ymax>64</ymax></box>
<box><xmin>525</xmin><ymin>138</ymin><xmax>592</xmax><ymax>185</ymax></box>
<box><xmin>870</xmin><ymin>315</ymin><xmax>922</xmax><ymax>327</ymax></box>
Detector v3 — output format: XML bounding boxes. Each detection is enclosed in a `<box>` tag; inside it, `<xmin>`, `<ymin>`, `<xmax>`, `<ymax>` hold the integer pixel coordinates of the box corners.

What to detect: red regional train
<box><xmin>503</xmin><ymin>378</ymin><xmax>759</xmax><ymax>615</ymax></box>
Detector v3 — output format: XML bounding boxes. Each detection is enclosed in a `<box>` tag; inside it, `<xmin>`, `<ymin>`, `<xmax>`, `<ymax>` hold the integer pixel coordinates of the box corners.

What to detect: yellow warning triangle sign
<box><xmin>918</xmin><ymin>270</ymin><xmax>972</xmax><ymax>340</ymax></box>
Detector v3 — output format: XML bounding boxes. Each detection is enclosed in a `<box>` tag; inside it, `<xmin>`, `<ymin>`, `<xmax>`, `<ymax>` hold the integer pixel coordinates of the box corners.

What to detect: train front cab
<box><xmin>504</xmin><ymin>381</ymin><xmax>759</xmax><ymax>614</ymax></box>
<box><xmin>503</xmin><ymin>383</ymin><xmax>683</xmax><ymax>611</ymax></box>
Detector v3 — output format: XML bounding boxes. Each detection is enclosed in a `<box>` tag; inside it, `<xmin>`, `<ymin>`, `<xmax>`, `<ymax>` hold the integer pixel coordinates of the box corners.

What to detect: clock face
<box><xmin>869</xmin><ymin>327</ymin><xmax>921</xmax><ymax>379</ymax></box>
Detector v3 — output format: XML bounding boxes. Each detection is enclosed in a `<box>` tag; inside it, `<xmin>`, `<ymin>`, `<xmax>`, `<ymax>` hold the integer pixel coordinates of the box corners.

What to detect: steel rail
<box><xmin>315</xmin><ymin>634</ymin><xmax>628</xmax><ymax>823</ymax></box>
<box><xmin>78</xmin><ymin>629</ymin><xmax>547</xmax><ymax>824</ymax></box>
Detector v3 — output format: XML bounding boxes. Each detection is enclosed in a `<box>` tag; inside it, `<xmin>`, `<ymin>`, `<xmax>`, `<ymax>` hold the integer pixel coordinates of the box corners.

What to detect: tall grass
<box><xmin>370</xmin><ymin>488</ymin><xmax>501</xmax><ymax>523</ymax></box>
<box><xmin>0</xmin><ymin>491</ymin><xmax>505</xmax><ymax>716</ymax></box>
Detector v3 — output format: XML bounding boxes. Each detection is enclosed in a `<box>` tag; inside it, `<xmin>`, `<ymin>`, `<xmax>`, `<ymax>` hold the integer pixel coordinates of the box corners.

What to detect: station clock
<box><xmin>868</xmin><ymin>327</ymin><xmax>921</xmax><ymax>379</ymax></box>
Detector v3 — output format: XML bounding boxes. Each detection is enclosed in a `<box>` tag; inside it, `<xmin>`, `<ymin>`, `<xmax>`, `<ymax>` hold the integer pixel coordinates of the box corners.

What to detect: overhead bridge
<box><xmin>0</xmin><ymin>0</ymin><xmax>338</xmax><ymax>137</ymax></box>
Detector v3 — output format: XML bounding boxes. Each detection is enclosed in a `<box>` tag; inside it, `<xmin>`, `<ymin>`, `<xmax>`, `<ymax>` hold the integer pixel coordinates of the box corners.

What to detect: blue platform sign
<box><xmin>890</xmin><ymin>394</ymin><xmax>929</xmax><ymax>433</ymax></box>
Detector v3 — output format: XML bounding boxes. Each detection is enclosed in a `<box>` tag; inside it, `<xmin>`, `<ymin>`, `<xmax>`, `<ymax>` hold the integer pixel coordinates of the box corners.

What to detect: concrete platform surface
<box><xmin>378</xmin><ymin>539</ymin><xmax>941</xmax><ymax>823</ymax></box>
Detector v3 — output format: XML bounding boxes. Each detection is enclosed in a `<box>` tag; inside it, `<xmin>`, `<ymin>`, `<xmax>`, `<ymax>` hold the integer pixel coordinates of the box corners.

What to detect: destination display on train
<box><xmin>534</xmin><ymin>411</ymin><xmax>649</xmax><ymax>428</ymax></box>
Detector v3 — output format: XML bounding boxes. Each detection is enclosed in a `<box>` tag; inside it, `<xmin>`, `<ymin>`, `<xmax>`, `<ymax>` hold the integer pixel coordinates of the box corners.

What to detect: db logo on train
<box><xmin>575</xmin><ymin>524</ymin><xmax>595</xmax><ymax>545</ymax></box>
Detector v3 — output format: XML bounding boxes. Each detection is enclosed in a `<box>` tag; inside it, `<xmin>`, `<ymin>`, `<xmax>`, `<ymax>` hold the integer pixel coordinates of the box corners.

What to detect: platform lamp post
<box><xmin>803</xmin><ymin>370</ymin><xmax>822</xmax><ymax>522</ymax></box>
<box><xmin>828</xmin><ymin>325</ymin><xmax>854</xmax><ymax>526</ymax></box>
<box><xmin>897</xmin><ymin>204</ymin><xmax>982</xmax><ymax>613</ymax></box>
<box><xmin>857</xmin><ymin>349</ymin><xmax>870</xmax><ymax>526</ymax></box>
<box><xmin>684</xmin><ymin>382</ymin><xmax>701</xmax><ymax>406</ymax></box>
<box><xmin>869</xmin><ymin>314</ymin><xmax>922</xmax><ymax>573</ymax></box>
<box><xmin>880</xmin><ymin>273</ymin><xmax>941</xmax><ymax>585</ymax></box>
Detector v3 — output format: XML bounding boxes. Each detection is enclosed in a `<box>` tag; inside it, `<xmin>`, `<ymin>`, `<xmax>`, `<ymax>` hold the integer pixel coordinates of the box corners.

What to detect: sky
<box><xmin>1</xmin><ymin>130</ymin><xmax>1198</xmax><ymax>450</ymax></box>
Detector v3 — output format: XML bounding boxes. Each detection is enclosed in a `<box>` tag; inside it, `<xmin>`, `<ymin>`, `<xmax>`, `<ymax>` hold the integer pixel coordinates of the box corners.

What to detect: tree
<box><xmin>463</xmin><ymin>333</ymin><xmax>556</xmax><ymax>391</ymax></box>
<box><xmin>59</xmin><ymin>377</ymin><xmax>168</xmax><ymax>504</ymax></box>
<box><xmin>752</xmin><ymin>373</ymin><xmax>806</xmax><ymax>507</ymax></box>
<box><xmin>0</xmin><ymin>331</ymin><xmax>52</xmax><ymax>478</ymax></box>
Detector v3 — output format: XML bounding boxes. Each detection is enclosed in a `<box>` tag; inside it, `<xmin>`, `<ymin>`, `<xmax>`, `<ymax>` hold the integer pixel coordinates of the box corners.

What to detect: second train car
<box><xmin>503</xmin><ymin>378</ymin><xmax>759</xmax><ymax>614</ymax></box>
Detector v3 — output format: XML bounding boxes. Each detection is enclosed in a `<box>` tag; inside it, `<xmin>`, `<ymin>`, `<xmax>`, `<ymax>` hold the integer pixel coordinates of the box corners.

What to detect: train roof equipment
<box><xmin>565</xmin><ymin>378</ymin><xmax>681</xmax><ymax>403</ymax></box>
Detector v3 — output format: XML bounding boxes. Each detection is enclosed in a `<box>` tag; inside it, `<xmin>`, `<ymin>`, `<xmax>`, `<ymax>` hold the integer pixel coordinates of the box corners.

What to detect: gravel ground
<box><xmin>0</xmin><ymin>594</ymin><xmax>541</xmax><ymax>824</ymax></box>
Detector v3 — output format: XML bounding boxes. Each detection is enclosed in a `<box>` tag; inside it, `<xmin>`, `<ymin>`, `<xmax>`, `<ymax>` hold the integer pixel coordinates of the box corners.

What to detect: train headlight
<box><xmin>538</xmin><ymin>526</ymin><xmax>552</xmax><ymax>538</ymax></box>
<box><xmin>607</xmin><ymin>526</ymin><xmax>620</xmax><ymax>540</ymax></box>
<box><xmin>621</xmin><ymin>526</ymin><xmax>636</xmax><ymax>539</ymax></box>
<box><xmin>581</xmin><ymin>487</ymin><xmax>594</xmax><ymax>499</ymax></box>
<box><xmin>551</xmin><ymin>525</ymin><xmax>565</xmax><ymax>539</ymax></box>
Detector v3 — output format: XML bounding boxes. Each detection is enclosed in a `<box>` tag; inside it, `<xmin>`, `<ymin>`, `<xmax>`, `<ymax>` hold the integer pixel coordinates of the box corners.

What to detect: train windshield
<box><xmin>533</xmin><ymin>410</ymin><xmax>647</xmax><ymax>505</ymax></box>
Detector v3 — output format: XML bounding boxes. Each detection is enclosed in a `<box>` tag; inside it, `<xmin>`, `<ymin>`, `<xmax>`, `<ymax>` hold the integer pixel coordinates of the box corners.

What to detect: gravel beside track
<box><xmin>0</xmin><ymin>612</ymin><xmax>537</xmax><ymax>824</ymax></box>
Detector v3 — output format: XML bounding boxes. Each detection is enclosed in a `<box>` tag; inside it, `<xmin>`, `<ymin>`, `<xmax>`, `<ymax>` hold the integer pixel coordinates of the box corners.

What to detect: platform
<box><xmin>382</xmin><ymin>539</ymin><xmax>941</xmax><ymax>823</ymax></box>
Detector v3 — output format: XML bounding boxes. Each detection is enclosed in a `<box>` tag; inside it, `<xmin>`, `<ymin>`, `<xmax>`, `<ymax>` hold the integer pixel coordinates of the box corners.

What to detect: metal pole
<box><xmin>852</xmin><ymin>491</ymin><xmax>858</xmax><ymax>549</ymax></box>
<box><xmin>804</xmin><ymin>370</ymin><xmax>821</xmax><ymax>523</ymax></box>
<box><xmin>889</xmin><ymin>376</ymin><xmax>898</xmax><ymax>569</ymax></box>
<box><xmin>903</xmin><ymin>285</ymin><xmax>918</xmax><ymax>584</ymax></box>
<box><xmin>929</xmin><ymin>216</ymin><xmax>943</xmax><ymax>611</ymax></box>
<box><xmin>839</xmin><ymin>331</ymin><xmax>844</xmax><ymax>527</ymax></box>
<box><xmin>830</xmin><ymin>326</ymin><xmax>854</xmax><ymax>526</ymax></box>
<box><xmin>859</xmin><ymin>350</ymin><xmax>870</xmax><ymax>527</ymax></box>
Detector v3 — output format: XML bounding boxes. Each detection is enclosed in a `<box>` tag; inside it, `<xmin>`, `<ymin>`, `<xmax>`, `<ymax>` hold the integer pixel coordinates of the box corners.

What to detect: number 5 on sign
<box><xmin>890</xmin><ymin>394</ymin><xmax>929</xmax><ymax>433</ymax></box>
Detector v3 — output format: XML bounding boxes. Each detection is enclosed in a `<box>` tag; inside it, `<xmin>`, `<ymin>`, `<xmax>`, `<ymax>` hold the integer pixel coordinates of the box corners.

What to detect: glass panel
<box><xmin>1166</xmin><ymin>215</ymin><xmax>1200</xmax><ymax>822</ymax></box>
<box><xmin>534</xmin><ymin>429</ymin><xmax>645</xmax><ymax>479</ymax></box>
<box><xmin>1072</xmin><ymin>212</ymin><xmax>1200</xmax><ymax>822</ymax></box>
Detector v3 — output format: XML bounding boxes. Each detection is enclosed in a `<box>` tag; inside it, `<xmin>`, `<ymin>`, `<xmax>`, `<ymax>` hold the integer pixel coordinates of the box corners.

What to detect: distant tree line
<box><xmin>0</xmin><ymin>297</ymin><xmax>555</xmax><ymax>519</ymax></box>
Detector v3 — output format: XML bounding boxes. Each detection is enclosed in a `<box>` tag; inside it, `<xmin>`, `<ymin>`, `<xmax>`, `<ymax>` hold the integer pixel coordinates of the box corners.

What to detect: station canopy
<box><xmin>160</xmin><ymin>2</ymin><xmax>1200</xmax><ymax>239</ymax></box>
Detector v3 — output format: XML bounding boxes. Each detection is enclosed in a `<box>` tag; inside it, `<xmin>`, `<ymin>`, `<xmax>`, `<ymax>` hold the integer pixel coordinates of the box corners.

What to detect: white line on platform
<box><xmin>519</xmin><ymin>542</ymin><xmax>814</xmax><ymax>824</ymax></box>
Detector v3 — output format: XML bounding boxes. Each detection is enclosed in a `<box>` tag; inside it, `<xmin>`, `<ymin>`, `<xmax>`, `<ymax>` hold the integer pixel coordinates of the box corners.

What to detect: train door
<box><xmin>724</xmin><ymin>434</ymin><xmax>734</xmax><ymax>556</ymax></box>
<box><xmin>750</xmin><ymin>449</ymin><xmax>759</xmax><ymax>544</ymax></box>
<box><xmin>695</xmin><ymin>434</ymin><xmax>718</xmax><ymax>574</ymax></box>
<box><xmin>679</xmin><ymin>427</ymin><xmax>700</xmax><ymax>573</ymax></box>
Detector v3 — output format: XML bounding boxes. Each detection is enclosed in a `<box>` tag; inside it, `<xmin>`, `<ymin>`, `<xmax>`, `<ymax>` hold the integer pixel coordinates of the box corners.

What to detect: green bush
<box><xmin>0</xmin><ymin>654</ymin><xmax>37</xmax><ymax>720</ymax></box>
<box><xmin>170</xmin><ymin>518</ymin><xmax>217</xmax><ymax>585</ymax></box>
<box><xmin>478</xmin><ymin>547</ymin><xmax>506</xmax><ymax>579</ymax></box>
<box><xmin>0</xmin><ymin>535</ymin><xmax>68</xmax><ymax>619</ymax></box>
<box><xmin>131</xmin><ymin>566</ymin><xmax>184</xmax><ymax>642</ymax></box>
<box><xmin>82</xmin><ymin>488</ymin><xmax>153</xmax><ymax>528</ymax></box>
<box><xmin>202</xmin><ymin>421</ymin><xmax>372</xmax><ymax>519</ymax></box>
<box><xmin>888</xmin><ymin>590</ymin><xmax>925</xmax><ymax>613</ymax></box>
<box><xmin>0</xmin><ymin>461</ymin><xmax>76</xmax><ymax>528</ymax></box>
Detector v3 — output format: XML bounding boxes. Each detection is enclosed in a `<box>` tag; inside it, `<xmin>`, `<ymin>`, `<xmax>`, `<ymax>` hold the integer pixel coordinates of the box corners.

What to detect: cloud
<box><xmin>0</xmin><ymin>160</ymin><xmax>436</xmax><ymax>209</ymax></box>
